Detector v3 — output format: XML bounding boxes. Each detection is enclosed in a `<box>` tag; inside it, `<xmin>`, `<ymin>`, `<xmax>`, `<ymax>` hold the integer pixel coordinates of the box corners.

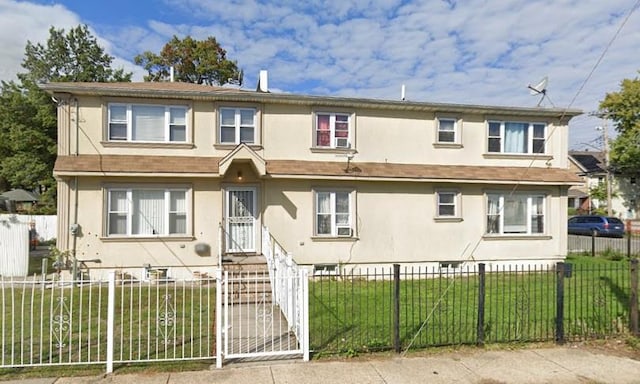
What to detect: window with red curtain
<box><xmin>316</xmin><ymin>114</ymin><xmax>331</xmax><ymax>147</ymax></box>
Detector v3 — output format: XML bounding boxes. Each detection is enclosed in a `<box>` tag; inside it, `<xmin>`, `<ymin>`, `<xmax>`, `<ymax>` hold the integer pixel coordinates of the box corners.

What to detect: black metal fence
<box><xmin>568</xmin><ymin>234</ymin><xmax>640</xmax><ymax>258</ymax></box>
<box><xmin>308</xmin><ymin>260</ymin><xmax>640</xmax><ymax>355</ymax></box>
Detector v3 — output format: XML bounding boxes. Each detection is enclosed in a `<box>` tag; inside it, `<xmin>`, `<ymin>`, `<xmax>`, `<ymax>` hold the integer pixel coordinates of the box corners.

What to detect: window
<box><xmin>108</xmin><ymin>104</ymin><xmax>187</xmax><ymax>142</ymax></box>
<box><xmin>219</xmin><ymin>107</ymin><xmax>256</xmax><ymax>144</ymax></box>
<box><xmin>437</xmin><ymin>118</ymin><xmax>457</xmax><ymax>143</ymax></box>
<box><xmin>487</xmin><ymin>121</ymin><xmax>546</xmax><ymax>154</ymax></box>
<box><xmin>486</xmin><ymin>193</ymin><xmax>545</xmax><ymax>235</ymax></box>
<box><xmin>315</xmin><ymin>190</ymin><xmax>352</xmax><ymax>237</ymax></box>
<box><xmin>107</xmin><ymin>188</ymin><xmax>188</xmax><ymax>236</ymax></box>
<box><xmin>315</xmin><ymin>112</ymin><xmax>351</xmax><ymax>148</ymax></box>
<box><xmin>436</xmin><ymin>191</ymin><xmax>458</xmax><ymax>217</ymax></box>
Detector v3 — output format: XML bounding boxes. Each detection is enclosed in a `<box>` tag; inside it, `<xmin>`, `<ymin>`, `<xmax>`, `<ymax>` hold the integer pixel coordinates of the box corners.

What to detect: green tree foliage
<box><xmin>20</xmin><ymin>25</ymin><xmax>132</xmax><ymax>84</ymax></box>
<box><xmin>135</xmin><ymin>35</ymin><xmax>243</xmax><ymax>86</ymax></box>
<box><xmin>600</xmin><ymin>75</ymin><xmax>640</xmax><ymax>175</ymax></box>
<box><xmin>0</xmin><ymin>24</ymin><xmax>131</xmax><ymax>213</ymax></box>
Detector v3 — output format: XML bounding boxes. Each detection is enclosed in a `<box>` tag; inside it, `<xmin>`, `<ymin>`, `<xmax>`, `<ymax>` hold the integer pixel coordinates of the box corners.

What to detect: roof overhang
<box><xmin>40</xmin><ymin>82</ymin><xmax>583</xmax><ymax>120</ymax></box>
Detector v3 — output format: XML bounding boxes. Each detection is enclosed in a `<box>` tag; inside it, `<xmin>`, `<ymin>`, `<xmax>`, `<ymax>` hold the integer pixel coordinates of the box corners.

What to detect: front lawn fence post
<box><xmin>393</xmin><ymin>264</ymin><xmax>400</xmax><ymax>353</ymax></box>
<box><xmin>476</xmin><ymin>263</ymin><xmax>486</xmax><ymax>346</ymax></box>
<box><xmin>628</xmin><ymin>231</ymin><xmax>632</xmax><ymax>259</ymax></box>
<box><xmin>555</xmin><ymin>262</ymin><xmax>565</xmax><ymax>344</ymax></box>
<box><xmin>630</xmin><ymin>258</ymin><xmax>639</xmax><ymax>336</ymax></box>
<box><xmin>591</xmin><ymin>234</ymin><xmax>595</xmax><ymax>257</ymax></box>
<box><xmin>106</xmin><ymin>271</ymin><xmax>115</xmax><ymax>374</ymax></box>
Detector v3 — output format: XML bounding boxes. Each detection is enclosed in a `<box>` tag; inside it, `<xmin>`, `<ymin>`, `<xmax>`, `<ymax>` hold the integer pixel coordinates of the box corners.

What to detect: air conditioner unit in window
<box><xmin>335</xmin><ymin>138</ymin><xmax>350</xmax><ymax>148</ymax></box>
<box><xmin>336</xmin><ymin>226</ymin><xmax>352</xmax><ymax>237</ymax></box>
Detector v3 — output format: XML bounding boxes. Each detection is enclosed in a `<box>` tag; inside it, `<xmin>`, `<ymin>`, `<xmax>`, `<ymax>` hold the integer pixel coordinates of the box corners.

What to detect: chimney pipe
<box><xmin>257</xmin><ymin>70</ymin><xmax>268</xmax><ymax>92</ymax></box>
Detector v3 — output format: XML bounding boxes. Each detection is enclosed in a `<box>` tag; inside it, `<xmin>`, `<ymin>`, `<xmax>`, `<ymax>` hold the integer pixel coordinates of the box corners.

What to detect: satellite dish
<box><xmin>527</xmin><ymin>76</ymin><xmax>554</xmax><ymax>107</ymax></box>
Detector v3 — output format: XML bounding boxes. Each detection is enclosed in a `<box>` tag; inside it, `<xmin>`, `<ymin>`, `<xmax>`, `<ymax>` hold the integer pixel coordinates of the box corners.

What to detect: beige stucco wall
<box><xmin>263</xmin><ymin>179</ymin><xmax>568</xmax><ymax>268</ymax></box>
<box><xmin>65</xmin><ymin>96</ymin><xmax>570</xmax><ymax>168</ymax></box>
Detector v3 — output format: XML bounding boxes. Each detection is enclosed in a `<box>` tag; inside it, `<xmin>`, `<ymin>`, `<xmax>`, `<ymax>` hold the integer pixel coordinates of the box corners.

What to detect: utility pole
<box><xmin>602</xmin><ymin>120</ymin><xmax>613</xmax><ymax>216</ymax></box>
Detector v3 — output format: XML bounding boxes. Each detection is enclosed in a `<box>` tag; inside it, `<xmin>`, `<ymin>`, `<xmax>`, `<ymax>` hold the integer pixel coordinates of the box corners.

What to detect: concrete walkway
<box><xmin>4</xmin><ymin>346</ymin><xmax>640</xmax><ymax>384</ymax></box>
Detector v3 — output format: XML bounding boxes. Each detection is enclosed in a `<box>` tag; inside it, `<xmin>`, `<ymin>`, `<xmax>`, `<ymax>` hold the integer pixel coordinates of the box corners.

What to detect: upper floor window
<box><xmin>107</xmin><ymin>187</ymin><xmax>188</xmax><ymax>237</ymax></box>
<box><xmin>314</xmin><ymin>190</ymin><xmax>353</xmax><ymax>237</ymax></box>
<box><xmin>486</xmin><ymin>193</ymin><xmax>545</xmax><ymax>235</ymax></box>
<box><xmin>487</xmin><ymin>121</ymin><xmax>546</xmax><ymax>154</ymax></box>
<box><xmin>219</xmin><ymin>107</ymin><xmax>256</xmax><ymax>144</ymax></box>
<box><xmin>108</xmin><ymin>104</ymin><xmax>187</xmax><ymax>143</ymax></box>
<box><xmin>436</xmin><ymin>118</ymin><xmax>458</xmax><ymax>144</ymax></box>
<box><xmin>315</xmin><ymin>112</ymin><xmax>352</xmax><ymax>149</ymax></box>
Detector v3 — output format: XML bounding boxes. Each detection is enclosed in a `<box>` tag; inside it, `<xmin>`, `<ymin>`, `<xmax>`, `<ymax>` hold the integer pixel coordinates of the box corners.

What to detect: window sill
<box><xmin>100</xmin><ymin>236</ymin><xmax>195</xmax><ymax>242</ymax></box>
<box><xmin>433</xmin><ymin>143</ymin><xmax>463</xmax><ymax>149</ymax></box>
<box><xmin>309</xmin><ymin>147</ymin><xmax>357</xmax><ymax>154</ymax></box>
<box><xmin>482</xmin><ymin>234</ymin><xmax>552</xmax><ymax>241</ymax></box>
<box><xmin>101</xmin><ymin>141</ymin><xmax>195</xmax><ymax>149</ymax></box>
<box><xmin>214</xmin><ymin>144</ymin><xmax>262</xmax><ymax>150</ymax></box>
<box><xmin>311</xmin><ymin>236</ymin><xmax>359</xmax><ymax>242</ymax></box>
<box><xmin>433</xmin><ymin>217</ymin><xmax>464</xmax><ymax>223</ymax></box>
<box><xmin>483</xmin><ymin>153</ymin><xmax>553</xmax><ymax>161</ymax></box>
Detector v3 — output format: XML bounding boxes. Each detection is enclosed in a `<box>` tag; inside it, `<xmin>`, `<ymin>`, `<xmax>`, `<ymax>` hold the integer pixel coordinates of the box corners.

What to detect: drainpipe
<box><xmin>71</xmin><ymin>98</ymin><xmax>79</xmax><ymax>278</ymax></box>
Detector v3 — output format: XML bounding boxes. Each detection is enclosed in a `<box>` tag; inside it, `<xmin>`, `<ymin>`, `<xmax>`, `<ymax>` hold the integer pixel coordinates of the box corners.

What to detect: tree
<box><xmin>599</xmin><ymin>75</ymin><xmax>640</xmax><ymax>176</ymax></box>
<box><xmin>0</xmin><ymin>24</ymin><xmax>132</xmax><ymax>213</ymax></box>
<box><xmin>135</xmin><ymin>35</ymin><xmax>243</xmax><ymax>86</ymax></box>
<box><xmin>20</xmin><ymin>25</ymin><xmax>131</xmax><ymax>84</ymax></box>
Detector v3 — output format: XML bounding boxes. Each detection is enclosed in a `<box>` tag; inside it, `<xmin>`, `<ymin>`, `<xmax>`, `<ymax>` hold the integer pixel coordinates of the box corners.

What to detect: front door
<box><xmin>225</xmin><ymin>187</ymin><xmax>256</xmax><ymax>253</ymax></box>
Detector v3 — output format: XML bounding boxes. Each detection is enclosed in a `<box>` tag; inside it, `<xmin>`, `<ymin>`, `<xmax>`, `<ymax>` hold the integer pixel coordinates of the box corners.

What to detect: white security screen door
<box><xmin>226</xmin><ymin>187</ymin><xmax>256</xmax><ymax>252</ymax></box>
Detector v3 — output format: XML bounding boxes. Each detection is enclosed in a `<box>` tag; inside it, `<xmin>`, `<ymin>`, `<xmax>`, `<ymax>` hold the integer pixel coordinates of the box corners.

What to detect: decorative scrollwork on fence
<box><xmin>157</xmin><ymin>294</ymin><xmax>176</xmax><ymax>345</ymax></box>
<box><xmin>51</xmin><ymin>296</ymin><xmax>71</xmax><ymax>348</ymax></box>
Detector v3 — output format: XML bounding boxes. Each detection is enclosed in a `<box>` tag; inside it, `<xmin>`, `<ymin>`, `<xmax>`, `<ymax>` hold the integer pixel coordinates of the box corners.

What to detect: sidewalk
<box><xmin>5</xmin><ymin>346</ymin><xmax>640</xmax><ymax>384</ymax></box>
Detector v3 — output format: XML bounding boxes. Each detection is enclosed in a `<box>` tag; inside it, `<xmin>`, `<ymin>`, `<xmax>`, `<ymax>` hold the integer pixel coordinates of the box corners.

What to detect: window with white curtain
<box><xmin>486</xmin><ymin>193</ymin><xmax>545</xmax><ymax>235</ymax></box>
<box><xmin>436</xmin><ymin>118</ymin><xmax>458</xmax><ymax>144</ymax></box>
<box><xmin>107</xmin><ymin>188</ymin><xmax>188</xmax><ymax>236</ymax></box>
<box><xmin>219</xmin><ymin>107</ymin><xmax>256</xmax><ymax>144</ymax></box>
<box><xmin>108</xmin><ymin>103</ymin><xmax>188</xmax><ymax>143</ymax></box>
<box><xmin>487</xmin><ymin>121</ymin><xmax>546</xmax><ymax>154</ymax></box>
<box><xmin>314</xmin><ymin>190</ymin><xmax>353</xmax><ymax>237</ymax></box>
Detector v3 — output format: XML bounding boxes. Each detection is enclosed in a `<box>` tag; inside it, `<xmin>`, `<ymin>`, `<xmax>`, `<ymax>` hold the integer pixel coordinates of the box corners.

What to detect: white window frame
<box><xmin>107</xmin><ymin>103</ymin><xmax>188</xmax><ymax>143</ymax></box>
<box><xmin>487</xmin><ymin>121</ymin><xmax>546</xmax><ymax>154</ymax></box>
<box><xmin>313</xmin><ymin>112</ymin><xmax>353</xmax><ymax>149</ymax></box>
<box><xmin>313</xmin><ymin>189</ymin><xmax>354</xmax><ymax>237</ymax></box>
<box><xmin>106</xmin><ymin>187</ymin><xmax>190</xmax><ymax>237</ymax></box>
<box><xmin>436</xmin><ymin>190</ymin><xmax>460</xmax><ymax>218</ymax></box>
<box><xmin>218</xmin><ymin>107</ymin><xmax>256</xmax><ymax>144</ymax></box>
<box><xmin>436</xmin><ymin>117</ymin><xmax>459</xmax><ymax>144</ymax></box>
<box><xmin>486</xmin><ymin>192</ymin><xmax>546</xmax><ymax>236</ymax></box>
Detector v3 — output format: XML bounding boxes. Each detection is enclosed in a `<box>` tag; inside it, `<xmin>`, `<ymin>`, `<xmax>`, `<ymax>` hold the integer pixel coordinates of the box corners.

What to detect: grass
<box><xmin>308</xmin><ymin>258</ymin><xmax>634</xmax><ymax>356</ymax></box>
<box><xmin>0</xmin><ymin>279</ymin><xmax>215</xmax><ymax>375</ymax></box>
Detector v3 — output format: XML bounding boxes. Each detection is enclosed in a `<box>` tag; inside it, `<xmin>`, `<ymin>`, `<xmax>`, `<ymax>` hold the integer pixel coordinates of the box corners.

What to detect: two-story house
<box><xmin>42</xmin><ymin>78</ymin><xmax>581</xmax><ymax>279</ymax></box>
<box><xmin>568</xmin><ymin>150</ymin><xmax>640</xmax><ymax>218</ymax></box>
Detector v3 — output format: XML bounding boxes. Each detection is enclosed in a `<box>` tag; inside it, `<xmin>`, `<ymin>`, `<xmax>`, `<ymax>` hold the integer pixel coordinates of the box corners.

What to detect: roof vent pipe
<box><xmin>170</xmin><ymin>67</ymin><xmax>174</xmax><ymax>82</ymax></box>
<box><xmin>401</xmin><ymin>84</ymin><xmax>406</xmax><ymax>101</ymax></box>
<box><xmin>257</xmin><ymin>70</ymin><xmax>268</xmax><ymax>92</ymax></box>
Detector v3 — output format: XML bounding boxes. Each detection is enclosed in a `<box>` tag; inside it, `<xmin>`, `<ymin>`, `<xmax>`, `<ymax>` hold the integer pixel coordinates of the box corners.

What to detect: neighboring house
<box><xmin>568</xmin><ymin>151</ymin><xmax>638</xmax><ymax>218</ymax></box>
<box><xmin>0</xmin><ymin>189</ymin><xmax>39</xmax><ymax>213</ymax></box>
<box><xmin>42</xmin><ymin>77</ymin><xmax>581</xmax><ymax>279</ymax></box>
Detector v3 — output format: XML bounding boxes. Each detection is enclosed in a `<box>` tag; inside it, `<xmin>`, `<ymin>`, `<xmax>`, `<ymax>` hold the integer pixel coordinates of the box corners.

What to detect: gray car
<box><xmin>567</xmin><ymin>215</ymin><xmax>625</xmax><ymax>238</ymax></box>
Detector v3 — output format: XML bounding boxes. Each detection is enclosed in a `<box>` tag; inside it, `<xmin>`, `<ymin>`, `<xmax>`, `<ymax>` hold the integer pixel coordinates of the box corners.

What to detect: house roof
<box><xmin>1</xmin><ymin>189</ymin><xmax>39</xmax><ymax>202</ymax></box>
<box><xmin>568</xmin><ymin>151</ymin><xmax>606</xmax><ymax>174</ymax></box>
<box><xmin>40</xmin><ymin>82</ymin><xmax>582</xmax><ymax>119</ymax></box>
<box><xmin>54</xmin><ymin>155</ymin><xmax>581</xmax><ymax>185</ymax></box>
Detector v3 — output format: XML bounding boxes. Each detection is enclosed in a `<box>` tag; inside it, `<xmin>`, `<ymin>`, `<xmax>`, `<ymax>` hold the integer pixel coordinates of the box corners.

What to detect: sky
<box><xmin>1</xmin><ymin>0</ymin><xmax>639</xmax><ymax>150</ymax></box>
